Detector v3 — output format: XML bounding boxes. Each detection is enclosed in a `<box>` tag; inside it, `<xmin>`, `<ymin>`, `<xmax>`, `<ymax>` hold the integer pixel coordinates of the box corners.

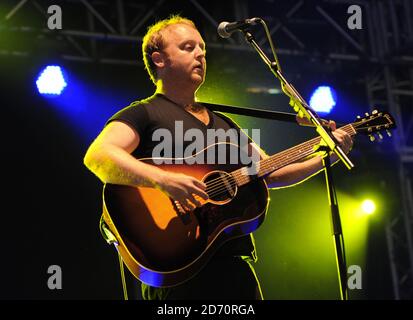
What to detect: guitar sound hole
<box><xmin>204</xmin><ymin>171</ymin><xmax>237</xmax><ymax>203</ymax></box>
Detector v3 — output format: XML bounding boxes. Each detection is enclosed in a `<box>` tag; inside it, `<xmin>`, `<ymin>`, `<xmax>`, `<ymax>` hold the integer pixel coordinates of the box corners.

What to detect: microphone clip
<box><xmin>217</xmin><ymin>18</ymin><xmax>262</xmax><ymax>39</ymax></box>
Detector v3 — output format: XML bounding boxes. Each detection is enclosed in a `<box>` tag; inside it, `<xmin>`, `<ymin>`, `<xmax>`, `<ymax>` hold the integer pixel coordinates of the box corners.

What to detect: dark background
<box><xmin>0</xmin><ymin>0</ymin><xmax>406</xmax><ymax>300</ymax></box>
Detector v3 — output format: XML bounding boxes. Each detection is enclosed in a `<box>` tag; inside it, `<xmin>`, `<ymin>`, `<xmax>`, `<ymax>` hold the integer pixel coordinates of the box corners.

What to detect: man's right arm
<box><xmin>83</xmin><ymin>121</ymin><xmax>208</xmax><ymax>209</ymax></box>
<box><xmin>84</xmin><ymin>121</ymin><xmax>166</xmax><ymax>188</ymax></box>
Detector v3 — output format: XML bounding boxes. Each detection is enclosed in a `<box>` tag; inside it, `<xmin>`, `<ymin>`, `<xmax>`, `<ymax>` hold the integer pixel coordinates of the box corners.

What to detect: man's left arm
<box><xmin>253</xmin><ymin>124</ymin><xmax>353</xmax><ymax>189</ymax></box>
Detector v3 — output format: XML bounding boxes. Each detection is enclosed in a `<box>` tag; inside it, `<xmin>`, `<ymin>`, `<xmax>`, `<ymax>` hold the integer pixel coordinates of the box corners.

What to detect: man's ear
<box><xmin>151</xmin><ymin>52</ymin><xmax>165</xmax><ymax>68</ymax></box>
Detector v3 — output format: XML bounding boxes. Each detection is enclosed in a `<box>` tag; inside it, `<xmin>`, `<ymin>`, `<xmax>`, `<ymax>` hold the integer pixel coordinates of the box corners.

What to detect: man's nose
<box><xmin>195</xmin><ymin>46</ymin><xmax>205</xmax><ymax>58</ymax></box>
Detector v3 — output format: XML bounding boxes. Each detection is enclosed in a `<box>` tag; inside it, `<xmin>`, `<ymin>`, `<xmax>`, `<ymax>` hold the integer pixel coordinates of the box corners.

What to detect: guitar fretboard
<box><xmin>231</xmin><ymin>124</ymin><xmax>357</xmax><ymax>186</ymax></box>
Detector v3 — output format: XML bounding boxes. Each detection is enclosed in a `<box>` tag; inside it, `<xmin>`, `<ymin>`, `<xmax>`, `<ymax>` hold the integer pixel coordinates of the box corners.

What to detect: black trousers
<box><xmin>141</xmin><ymin>256</ymin><xmax>263</xmax><ymax>300</ymax></box>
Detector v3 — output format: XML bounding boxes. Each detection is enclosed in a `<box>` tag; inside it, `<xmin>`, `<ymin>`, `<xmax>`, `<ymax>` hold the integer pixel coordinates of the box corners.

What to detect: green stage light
<box><xmin>361</xmin><ymin>199</ymin><xmax>376</xmax><ymax>215</ymax></box>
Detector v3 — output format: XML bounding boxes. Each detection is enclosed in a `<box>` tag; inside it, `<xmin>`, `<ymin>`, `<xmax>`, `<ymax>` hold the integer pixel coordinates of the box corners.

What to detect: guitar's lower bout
<box><xmin>102</xmin><ymin>152</ymin><xmax>269</xmax><ymax>287</ymax></box>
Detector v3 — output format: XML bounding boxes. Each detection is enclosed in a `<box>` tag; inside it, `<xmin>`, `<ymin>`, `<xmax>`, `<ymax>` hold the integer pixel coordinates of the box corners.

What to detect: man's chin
<box><xmin>191</xmin><ymin>75</ymin><xmax>205</xmax><ymax>86</ymax></box>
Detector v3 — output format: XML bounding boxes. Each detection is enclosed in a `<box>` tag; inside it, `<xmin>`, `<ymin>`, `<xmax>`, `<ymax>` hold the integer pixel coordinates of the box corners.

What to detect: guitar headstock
<box><xmin>352</xmin><ymin>110</ymin><xmax>396</xmax><ymax>141</ymax></box>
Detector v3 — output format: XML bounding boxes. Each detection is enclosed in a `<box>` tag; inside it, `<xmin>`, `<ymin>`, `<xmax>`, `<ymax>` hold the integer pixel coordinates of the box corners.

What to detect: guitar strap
<box><xmin>99</xmin><ymin>216</ymin><xmax>129</xmax><ymax>300</ymax></box>
<box><xmin>200</xmin><ymin>101</ymin><xmax>299</xmax><ymax>123</ymax></box>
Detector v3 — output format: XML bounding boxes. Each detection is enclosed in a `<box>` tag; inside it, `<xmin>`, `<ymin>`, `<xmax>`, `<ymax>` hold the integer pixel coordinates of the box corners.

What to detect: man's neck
<box><xmin>155</xmin><ymin>81</ymin><xmax>197</xmax><ymax>108</ymax></box>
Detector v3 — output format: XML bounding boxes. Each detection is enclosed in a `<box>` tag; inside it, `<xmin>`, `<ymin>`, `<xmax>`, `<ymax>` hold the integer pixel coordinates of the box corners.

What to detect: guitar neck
<box><xmin>231</xmin><ymin>124</ymin><xmax>357</xmax><ymax>186</ymax></box>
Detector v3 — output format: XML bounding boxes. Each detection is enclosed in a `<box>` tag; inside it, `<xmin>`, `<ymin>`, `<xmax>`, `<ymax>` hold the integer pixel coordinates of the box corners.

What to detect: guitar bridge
<box><xmin>171</xmin><ymin>199</ymin><xmax>192</xmax><ymax>225</ymax></box>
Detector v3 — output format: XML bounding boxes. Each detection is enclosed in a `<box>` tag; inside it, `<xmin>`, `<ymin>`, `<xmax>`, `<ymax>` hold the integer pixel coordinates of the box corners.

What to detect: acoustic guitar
<box><xmin>102</xmin><ymin>111</ymin><xmax>395</xmax><ymax>287</ymax></box>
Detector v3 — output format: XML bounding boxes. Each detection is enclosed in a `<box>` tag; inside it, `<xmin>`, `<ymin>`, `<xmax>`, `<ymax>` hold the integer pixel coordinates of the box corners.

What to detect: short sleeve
<box><xmin>105</xmin><ymin>102</ymin><xmax>149</xmax><ymax>137</ymax></box>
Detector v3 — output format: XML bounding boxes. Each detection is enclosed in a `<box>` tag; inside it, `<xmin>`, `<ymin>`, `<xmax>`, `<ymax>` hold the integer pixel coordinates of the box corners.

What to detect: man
<box><xmin>84</xmin><ymin>15</ymin><xmax>353</xmax><ymax>300</ymax></box>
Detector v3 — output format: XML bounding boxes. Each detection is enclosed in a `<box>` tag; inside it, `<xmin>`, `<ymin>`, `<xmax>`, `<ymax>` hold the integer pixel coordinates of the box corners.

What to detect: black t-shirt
<box><xmin>106</xmin><ymin>93</ymin><xmax>257</xmax><ymax>260</ymax></box>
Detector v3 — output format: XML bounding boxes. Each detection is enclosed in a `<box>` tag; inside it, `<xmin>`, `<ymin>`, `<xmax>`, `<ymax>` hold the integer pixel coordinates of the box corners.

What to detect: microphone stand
<box><xmin>241</xmin><ymin>27</ymin><xmax>352</xmax><ymax>300</ymax></box>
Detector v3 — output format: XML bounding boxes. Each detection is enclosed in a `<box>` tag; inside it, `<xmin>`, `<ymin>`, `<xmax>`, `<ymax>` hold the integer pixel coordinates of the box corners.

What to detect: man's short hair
<box><xmin>142</xmin><ymin>15</ymin><xmax>197</xmax><ymax>84</ymax></box>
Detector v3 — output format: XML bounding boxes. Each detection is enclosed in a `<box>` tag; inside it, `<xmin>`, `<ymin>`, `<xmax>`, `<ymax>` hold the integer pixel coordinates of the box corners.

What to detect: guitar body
<box><xmin>102</xmin><ymin>143</ymin><xmax>269</xmax><ymax>287</ymax></box>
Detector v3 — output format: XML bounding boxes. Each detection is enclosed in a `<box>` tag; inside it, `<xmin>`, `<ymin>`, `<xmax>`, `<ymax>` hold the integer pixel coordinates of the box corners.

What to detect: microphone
<box><xmin>217</xmin><ymin>17</ymin><xmax>261</xmax><ymax>38</ymax></box>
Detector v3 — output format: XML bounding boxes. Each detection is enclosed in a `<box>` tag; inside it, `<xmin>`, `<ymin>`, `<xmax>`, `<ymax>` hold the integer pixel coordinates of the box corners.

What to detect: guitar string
<box><xmin>200</xmin><ymin>121</ymin><xmax>386</xmax><ymax>202</ymax></box>
<box><xmin>202</xmin><ymin>125</ymin><xmax>358</xmax><ymax>199</ymax></box>
<box><xmin>205</xmin><ymin>138</ymin><xmax>317</xmax><ymax>199</ymax></box>
<box><xmin>203</xmin><ymin>128</ymin><xmax>334</xmax><ymax>192</ymax></box>
<box><xmin>198</xmin><ymin>120</ymin><xmax>385</xmax><ymax>200</ymax></box>
<box><xmin>231</xmin><ymin>124</ymin><xmax>358</xmax><ymax>184</ymax></box>
<box><xmin>196</xmin><ymin>121</ymin><xmax>366</xmax><ymax>194</ymax></box>
<box><xmin>204</xmin><ymin>124</ymin><xmax>355</xmax><ymax>194</ymax></box>
<box><xmin>202</xmin><ymin>115</ymin><xmax>385</xmax><ymax>197</ymax></box>
<box><xmin>177</xmin><ymin>119</ymin><xmax>383</xmax><ymax>209</ymax></box>
<box><xmin>203</xmin><ymin>125</ymin><xmax>356</xmax><ymax>198</ymax></box>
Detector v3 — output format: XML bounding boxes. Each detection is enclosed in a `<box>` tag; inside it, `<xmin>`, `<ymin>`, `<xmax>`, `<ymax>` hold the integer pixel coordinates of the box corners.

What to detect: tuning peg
<box><xmin>369</xmin><ymin>134</ymin><xmax>375</xmax><ymax>142</ymax></box>
<box><xmin>378</xmin><ymin>132</ymin><xmax>383</xmax><ymax>140</ymax></box>
<box><xmin>356</xmin><ymin>115</ymin><xmax>361</xmax><ymax>119</ymax></box>
<box><xmin>372</xmin><ymin>110</ymin><xmax>378</xmax><ymax>115</ymax></box>
<box><xmin>365</xmin><ymin>112</ymin><xmax>370</xmax><ymax>117</ymax></box>
<box><xmin>386</xmin><ymin>130</ymin><xmax>392</xmax><ymax>137</ymax></box>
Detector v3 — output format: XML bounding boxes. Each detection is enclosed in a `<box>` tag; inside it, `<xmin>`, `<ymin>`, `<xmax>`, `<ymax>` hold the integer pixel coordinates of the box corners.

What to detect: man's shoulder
<box><xmin>127</xmin><ymin>94</ymin><xmax>158</xmax><ymax>108</ymax></box>
<box><xmin>115</xmin><ymin>95</ymin><xmax>160</xmax><ymax>116</ymax></box>
<box><xmin>107</xmin><ymin>96</ymin><xmax>156</xmax><ymax>124</ymax></box>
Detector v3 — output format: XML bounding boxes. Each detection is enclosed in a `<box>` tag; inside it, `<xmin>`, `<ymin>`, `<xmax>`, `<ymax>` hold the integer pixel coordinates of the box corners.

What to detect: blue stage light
<box><xmin>36</xmin><ymin>65</ymin><xmax>67</xmax><ymax>95</ymax></box>
<box><xmin>309</xmin><ymin>86</ymin><xmax>336</xmax><ymax>113</ymax></box>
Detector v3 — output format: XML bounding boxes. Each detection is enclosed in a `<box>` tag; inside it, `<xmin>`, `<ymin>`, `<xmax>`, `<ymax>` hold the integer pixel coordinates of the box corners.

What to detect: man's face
<box><xmin>158</xmin><ymin>23</ymin><xmax>206</xmax><ymax>87</ymax></box>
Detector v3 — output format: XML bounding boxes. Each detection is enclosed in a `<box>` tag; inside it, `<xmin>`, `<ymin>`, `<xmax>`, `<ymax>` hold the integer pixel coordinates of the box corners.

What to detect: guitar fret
<box><xmin>232</xmin><ymin>124</ymin><xmax>356</xmax><ymax>186</ymax></box>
